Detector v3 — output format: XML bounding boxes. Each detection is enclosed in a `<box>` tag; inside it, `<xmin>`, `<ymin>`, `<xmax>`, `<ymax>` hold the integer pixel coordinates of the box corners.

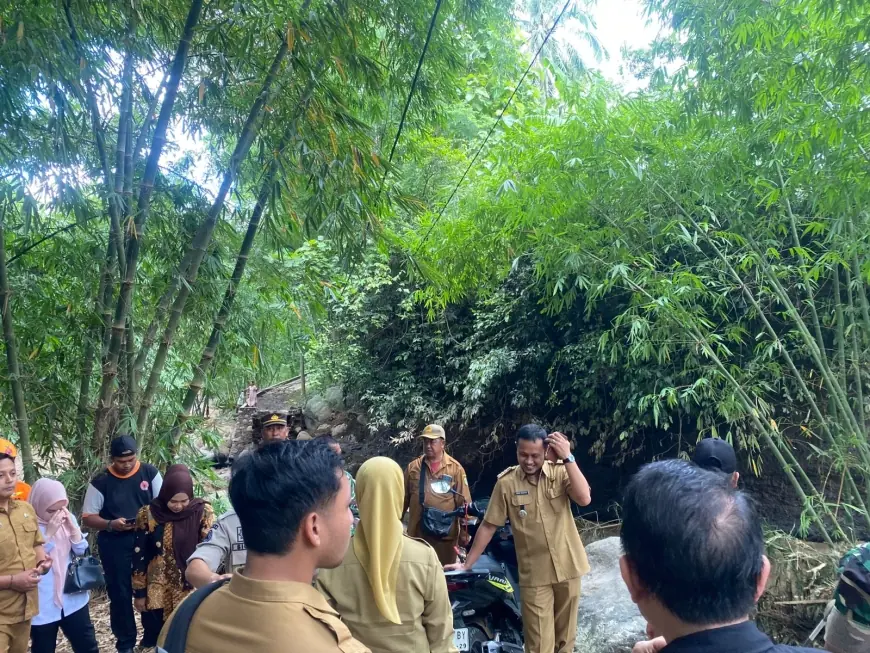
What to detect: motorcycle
<box><xmin>444</xmin><ymin>501</ymin><xmax>523</xmax><ymax>653</ymax></box>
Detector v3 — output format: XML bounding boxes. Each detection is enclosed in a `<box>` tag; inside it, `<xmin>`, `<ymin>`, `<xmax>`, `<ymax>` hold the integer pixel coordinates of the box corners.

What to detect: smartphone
<box><xmin>124</xmin><ymin>518</ymin><xmax>135</xmax><ymax>525</ymax></box>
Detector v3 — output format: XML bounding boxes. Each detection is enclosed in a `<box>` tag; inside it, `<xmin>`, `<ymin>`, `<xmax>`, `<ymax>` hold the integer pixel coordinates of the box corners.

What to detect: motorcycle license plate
<box><xmin>453</xmin><ymin>628</ymin><xmax>470</xmax><ymax>651</ymax></box>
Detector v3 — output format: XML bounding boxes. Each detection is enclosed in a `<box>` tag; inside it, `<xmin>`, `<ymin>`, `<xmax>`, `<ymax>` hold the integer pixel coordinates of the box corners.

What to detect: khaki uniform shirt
<box><xmin>484</xmin><ymin>463</ymin><xmax>590</xmax><ymax>588</ymax></box>
<box><xmin>316</xmin><ymin>536</ymin><xmax>457</xmax><ymax>653</ymax></box>
<box><xmin>159</xmin><ymin>572</ymin><xmax>370</xmax><ymax>653</ymax></box>
<box><xmin>186</xmin><ymin>509</ymin><xmax>246</xmax><ymax>575</ymax></box>
<box><xmin>404</xmin><ymin>454</ymin><xmax>472</xmax><ymax>540</ymax></box>
<box><xmin>0</xmin><ymin>500</ymin><xmax>45</xmax><ymax>624</ymax></box>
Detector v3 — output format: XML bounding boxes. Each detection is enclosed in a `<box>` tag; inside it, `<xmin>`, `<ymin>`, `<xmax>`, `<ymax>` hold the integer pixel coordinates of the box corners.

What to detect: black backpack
<box><xmin>156</xmin><ymin>579</ymin><xmax>230</xmax><ymax>653</ymax></box>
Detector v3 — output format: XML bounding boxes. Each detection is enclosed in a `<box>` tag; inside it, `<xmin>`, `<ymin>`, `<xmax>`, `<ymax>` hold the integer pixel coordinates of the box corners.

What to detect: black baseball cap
<box><xmin>110</xmin><ymin>435</ymin><xmax>138</xmax><ymax>458</ymax></box>
<box><xmin>693</xmin><ymin>438</ymin><xmax>738</xmax><ymax>475</ymax></box>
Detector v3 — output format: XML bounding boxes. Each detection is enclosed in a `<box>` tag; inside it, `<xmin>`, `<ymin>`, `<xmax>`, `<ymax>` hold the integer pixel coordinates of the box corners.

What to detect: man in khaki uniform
<box><xmin>404</xmin><ymin>425</ymin><xmax>472</xmax><ymax>565</ymax></box>
<box><xmin>448</xmin><ymin>425</ymin><xmax>591</xmax><ymax>653</ymax></box>
<box><xmin>185</xmin><ymin>509</ymin><xmax>246</xmax><ymax>588</ymax></box>
<box><xmin>159</xmin><ymin>439</ymin><xmax>369</xmax><ymax>653</ymax></box>
<box><xmin>0</xmin><ymin>439</ymin><xmax>51</xmax><ymax>653</ymax></box>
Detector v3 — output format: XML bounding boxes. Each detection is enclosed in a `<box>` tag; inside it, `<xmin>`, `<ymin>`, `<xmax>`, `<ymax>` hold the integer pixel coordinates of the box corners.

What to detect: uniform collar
<box><xmin>516</xmin><ymin>461</ymin><xmax>554</xmax><ymax>482</ymax></box>
<box><xmin>422</xmin><ymin>452</ymin><xmax>453</xmax><ymax>470</ymax></box>
<box><xmin>661</xmin><ymin>621</ymin><xmax>778</xmax><ymax>653</ymax></box>
<box><xmin>0</xmin><ymin>498</ymin><xmax>25</xmax><ymax>515</ymax></box>
<box><xmin>229</xmin><ymin>571</ymin><xmax>338</xmax><ymax>613</ymax></box>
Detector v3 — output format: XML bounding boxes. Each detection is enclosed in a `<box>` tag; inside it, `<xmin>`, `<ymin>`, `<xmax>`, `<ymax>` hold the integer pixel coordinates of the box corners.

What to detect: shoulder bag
<box><xmin>419</xmin><ymin>464</ymin><xmax>456</xmax><ymax>539</ymax></box>
<box><xmin>64</xmin><ymin>549</ymin><xmax>105</xmax><ymax>593</ymax></box>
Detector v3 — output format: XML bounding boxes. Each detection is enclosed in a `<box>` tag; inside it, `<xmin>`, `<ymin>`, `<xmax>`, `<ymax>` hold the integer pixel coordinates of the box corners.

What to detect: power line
<box><xmin>417</xmin><ymin>0</ymin><xmax>574</xmax><ymax>249</ymax></box>
<box><xmin>387</xmin><ymin>0</ymin><xmax>444</xmax><ymax>166</ymax></box>
<box><xmin>375</xmin><ymin>0</ymin><xmax>444</xmax><ymax>210</ymax></box>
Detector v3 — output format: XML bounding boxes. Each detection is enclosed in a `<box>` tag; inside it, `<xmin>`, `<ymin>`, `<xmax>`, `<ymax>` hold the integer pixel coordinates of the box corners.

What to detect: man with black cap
<box><xmin>260</xmin><ymin>412</ymin><xmax>290</xmax><ymax>445</ymax></box>
<box><xmin>82</xmin><ymin>435</ymin><xmax>162</xmax><ymax>653</ymax></box>
<box><xmin>692</xmin><ymin>437</ymin><xmax>739</xmax><ymax>488</ymax></box>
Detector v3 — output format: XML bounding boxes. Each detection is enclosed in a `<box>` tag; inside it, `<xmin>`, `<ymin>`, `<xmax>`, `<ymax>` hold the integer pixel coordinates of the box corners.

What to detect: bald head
<box><xmin>620</xmin><ymin>459</ymin><xmax>764</xmax><ymax>626</ymax></box>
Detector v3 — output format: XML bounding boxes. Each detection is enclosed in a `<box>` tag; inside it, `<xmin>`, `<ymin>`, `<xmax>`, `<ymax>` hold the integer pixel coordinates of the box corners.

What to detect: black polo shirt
<box><xmin>662</xmin><ymin>621</ymin><xmax>818</xmax><ymax>653</ymax></box>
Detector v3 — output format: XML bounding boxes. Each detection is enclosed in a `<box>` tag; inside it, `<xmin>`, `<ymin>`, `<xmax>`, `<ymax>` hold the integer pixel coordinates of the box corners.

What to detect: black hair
<box><xmin>229</xmin><ymin>439</ymin><xmax>343</xmax><ymax>555</ymax></box>
<box><xmin>621</xmin><ymin>459</ymin><xmax>764</xmax><ymax>625</ymax></box>
<box><xmin>316</xmin><ymin>435</ymin><xmax>338</xmax><ymax>447</ymax></box>
<box><xmin>516</xmin><ymin>424</ymin><xmax>547</xmax><ymax>445</ymax></box>
<box><xmin>0</xmin><ymin>453</ymin><xmax>13</xmax><ymax>463</ymax></box>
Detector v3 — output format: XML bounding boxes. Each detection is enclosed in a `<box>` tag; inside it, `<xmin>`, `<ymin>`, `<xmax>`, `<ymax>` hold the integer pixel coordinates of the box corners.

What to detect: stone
<box><xmin>331</xmin><ymin>423</ymin><xmax>348</xmax><ymax>439</ymax></box>
<box><xmin>575</xmin><ymin>537</ymin><xmax>647</xmax><ymax>653</ymax></box>
<box><xmin>356</xmin><ymin>413</ymin><xmax>368</xmax><ymax>426</ymax></box>
<box><xmin>304</xmin><ymin>394</ymin><xmax>332</xmax><ymax>427</ymax></box>
<box><xmin>315</xmin><ymin>423</ymin><xmax>332</xmax><ymax>435</ymax></box>
<box><xmin>324</xmin><ymin>385</ymin><xmax>345</xmax><ymax>411</ymax></box>
<box><xmin>296</xmin><ymin>431</ymin><xmax>312</xmax><ymax>441</ymax></box>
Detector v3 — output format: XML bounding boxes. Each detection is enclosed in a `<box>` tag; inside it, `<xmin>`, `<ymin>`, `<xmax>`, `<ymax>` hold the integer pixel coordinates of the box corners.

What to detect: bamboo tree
<box><xmin>0</xmin><ymin>225</ymin><xmax>34</xmax><ymax>483</ymax></box>
<box><xmin>93</xmin><ymin>0</ymin><xmax>205</xmax><ymax>445</ymax></box>
<box><xmin>171</xmin><ymin>164</ymin><xmax>275</xmax><ymax>439</ymax></box>
<box><xmin>845</xmin><ymin>265</ymin><xmax>867</xmax><ymax>432</ymax></box>
<box><xmin>778</xmin><ymin>164</ymin><xmax>827</xmax><ymax>360</ymax></box>
<box><xmin>137</xmin><ymin>38</ymin><xmax>290</xmax><ymax>434</ymax></box>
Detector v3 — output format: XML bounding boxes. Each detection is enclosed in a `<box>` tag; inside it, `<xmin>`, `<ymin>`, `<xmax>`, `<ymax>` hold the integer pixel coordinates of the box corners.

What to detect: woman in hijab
<box><xmin>132</xmin><ymin>464</ymin><xmax>214</xmax><ymax>649</ymax></box>
<box><xmin>28</xmin><ymin>479</ymin><xmax>100</xmax><ymax>653</ymax></box>
<box><xmin>316</xmin><ymin>457</ymin><xmax>457</xmax><ymax>653</ymax></box>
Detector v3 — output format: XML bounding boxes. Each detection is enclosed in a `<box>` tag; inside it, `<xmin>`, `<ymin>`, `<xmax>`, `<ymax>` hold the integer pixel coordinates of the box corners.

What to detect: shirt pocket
<box><xmin>510</xmin><ymin>493</ymin><xmax>535</xmax><ymax>523</ymax></box>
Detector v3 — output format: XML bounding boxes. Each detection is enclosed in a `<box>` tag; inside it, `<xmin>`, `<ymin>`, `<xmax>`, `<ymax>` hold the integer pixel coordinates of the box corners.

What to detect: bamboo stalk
<box><xmin>777</xmin><ymin>164</ymin><xmax>827</xmax><ymax>361</ymax></box>
<box><xmin>132</xmin><ymin>247</ymin><xmax>195</xmax><ymax>390</ymax></box>
<box><xmin>845</xmin><ymin>265</ymin><xmax>867</xmax><ymax>433</ymax></box>
<box><xmin>683</xmin><ymin>214</ymin><xmax>870</xmax><ymax>522</ymax></box>
<box><xmin>0</xmin><ymin>226</ymin><xmax>34</xmax><ymax>483</ymax></box>
<box><xmin>137</xmin><ymin>38</ymin><xmax>291</xmax><ymax>435</ymax></box>
<box><xmin>63</xmin><ymin>0</ymin><xmax>126</xmax><ymax>275</ymax></box>
<box><xmin>171</xmin><ymin>164</ymin><xmax>276</xmax><ymax>438</ymax></box>
<box><xmin>834</xmin><ymin>266</ymin><xmax>848</xmax><ymax>392</ymax></box>
<box><xmin>92</xmin><ymin>0</ymin><xmax>205</xmax><ymax>446</ymax></box>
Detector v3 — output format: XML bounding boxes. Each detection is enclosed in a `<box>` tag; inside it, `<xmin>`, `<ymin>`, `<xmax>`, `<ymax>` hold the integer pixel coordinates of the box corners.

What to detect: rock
<box><xmin>296</xmin><ymin>431</ymin><xmax>312</xmax><ymax>441</ymax></box>
<box><xmin>315</xmin><ymin>423</ymin><xmax>332</xmax><ymax>435</ymax></box>
<box><xmin>304</xmin><ymin>394</ymin><xmax>332</xmax><ymax>428</ymax></box>
<box><xmin>356</xmin><ymin>413</ymin><xmax>368</xmax><ymax>426</ymax></box>
<box><xmin>575</xmin><ymin>537</ymin><xmax>646</xmax><ymax>653</ymax></box>
<box><xmin>324</xmin><ymin>385</ymin><xmax>345</xmax><ymax>411</ymax></box>
<box><xmin>331</xmin><ymin>423</ymin><xmax>348</xmax><ymax>439</ymax></box>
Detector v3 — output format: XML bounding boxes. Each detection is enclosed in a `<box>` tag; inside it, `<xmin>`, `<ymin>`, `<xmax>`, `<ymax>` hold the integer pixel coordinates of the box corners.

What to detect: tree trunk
<box><xmin>132</xmin><ymin>247</ymin><xmax>195</xmax><ymax>394</ymax></box>
<box><xmin>137</xmin><ymin>38</ymin><xmax>290</xmax><ymax>435</ymax></box>
<box><xmin>0</xmin><ymin>226</ymin><xmax>34</xmax><ymax>482</ymax></box>
<box><xmin>171</xmin><ymin>166</ymin><xmax>275</xmax><ymax>438</ymax></box>
<box><xmin>92</xmin><ymin>0</ymin><xmax>204</xmax><ymax>446</ymax></box>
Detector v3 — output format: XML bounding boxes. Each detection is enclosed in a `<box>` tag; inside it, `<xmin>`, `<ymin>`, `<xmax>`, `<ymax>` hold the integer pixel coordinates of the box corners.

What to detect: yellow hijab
<box><xmin>353</xmin><ymin>457</ymin><xmax>405</xmax><ymax>624</ymax></box>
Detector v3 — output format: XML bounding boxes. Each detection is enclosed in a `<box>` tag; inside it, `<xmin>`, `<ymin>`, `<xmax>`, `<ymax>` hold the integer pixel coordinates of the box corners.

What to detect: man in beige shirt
<box><xmin>404</xmin><ymin>425</ymin><xmax>472</xmax><ymax>565</ymax></box>
<box><xmin>448</xmin><ymin>425</ymin><xmax>591</xmax><ymax>653</ymax></box>
<box><xmin>0</xmin><ymin>439</ymin><xmax>50</xmax><ymax>653</ymax></box>
<box><xmin>159</xmin><ymin>440</ymin><xmax>369</xmax><ymax>653</ymax></box>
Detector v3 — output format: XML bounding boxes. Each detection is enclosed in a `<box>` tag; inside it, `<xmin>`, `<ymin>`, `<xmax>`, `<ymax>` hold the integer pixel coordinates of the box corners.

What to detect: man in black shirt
<box><xmin>620</xmin><ymin>460</ymin><xmax>816</xmax><ymax>653</ymax></box>
<box><xmin>82</xmin><ymin>436</ymin><xmax>162</xmax><ymax>653</ymax></box>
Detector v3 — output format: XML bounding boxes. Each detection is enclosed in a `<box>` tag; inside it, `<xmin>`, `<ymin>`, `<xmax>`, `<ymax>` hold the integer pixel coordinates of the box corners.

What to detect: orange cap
<box><xmin>0</xmin><ymin>438</ymin><xmax>17</xmax><ymax>458</ymax></box>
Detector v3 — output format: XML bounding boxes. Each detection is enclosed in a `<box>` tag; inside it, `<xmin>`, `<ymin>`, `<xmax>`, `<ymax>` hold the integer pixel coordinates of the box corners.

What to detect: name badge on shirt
<box><xmin>514</xmin><ymin>490</ymin><xmax>529</xmax><ymax>496</ymax></box>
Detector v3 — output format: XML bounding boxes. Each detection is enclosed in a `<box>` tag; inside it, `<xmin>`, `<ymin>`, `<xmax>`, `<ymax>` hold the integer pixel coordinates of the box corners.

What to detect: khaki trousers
<box><xmin>520</xmin><ymin>578</ymin><xmax>581</xmax><ymax>653</ymax></box>
<box><xmin>0</xmin><ymin>620</ymin><xmax>31</xmax><ymax>653</ymax></box>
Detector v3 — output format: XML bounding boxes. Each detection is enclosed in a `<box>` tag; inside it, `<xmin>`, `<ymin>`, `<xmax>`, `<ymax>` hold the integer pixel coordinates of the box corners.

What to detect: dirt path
<box><xmin>51</xmin><ymin>592</ymin><xmax>142</xmax><ymax>653</ymax></box>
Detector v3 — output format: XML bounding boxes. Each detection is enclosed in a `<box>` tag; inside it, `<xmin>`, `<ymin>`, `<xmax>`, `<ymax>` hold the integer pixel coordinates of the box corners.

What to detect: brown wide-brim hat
<box><xmin>419</xmin><ymin>424</ymin><xmax>446</xmax><ymax>441</ymax></box>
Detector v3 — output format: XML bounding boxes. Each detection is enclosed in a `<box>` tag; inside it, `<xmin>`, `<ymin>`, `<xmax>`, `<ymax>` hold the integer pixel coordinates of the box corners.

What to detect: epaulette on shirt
<box><xmin>497</xmin><ymin>466</ymin><xmax>518</xmax><ymax>479</ymax></box>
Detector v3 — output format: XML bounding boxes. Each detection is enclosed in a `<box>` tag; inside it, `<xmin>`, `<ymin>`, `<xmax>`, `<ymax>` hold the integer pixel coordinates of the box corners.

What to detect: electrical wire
<box><xmin>416</xmin><ymin>0</ymin><xmax>574</xmax><ymax>250</ymax></box>
<box><xmin>375</xmin><ymin>0</ymin><xmax>445</xmax><ymax>207</ymax></box>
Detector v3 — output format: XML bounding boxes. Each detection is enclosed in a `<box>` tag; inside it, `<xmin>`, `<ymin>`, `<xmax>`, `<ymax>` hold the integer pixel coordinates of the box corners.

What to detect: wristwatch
<box><xmin>563</xmin><ymin>454</ymin><xmax>576</xmax><ymax>464</ymax></box>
